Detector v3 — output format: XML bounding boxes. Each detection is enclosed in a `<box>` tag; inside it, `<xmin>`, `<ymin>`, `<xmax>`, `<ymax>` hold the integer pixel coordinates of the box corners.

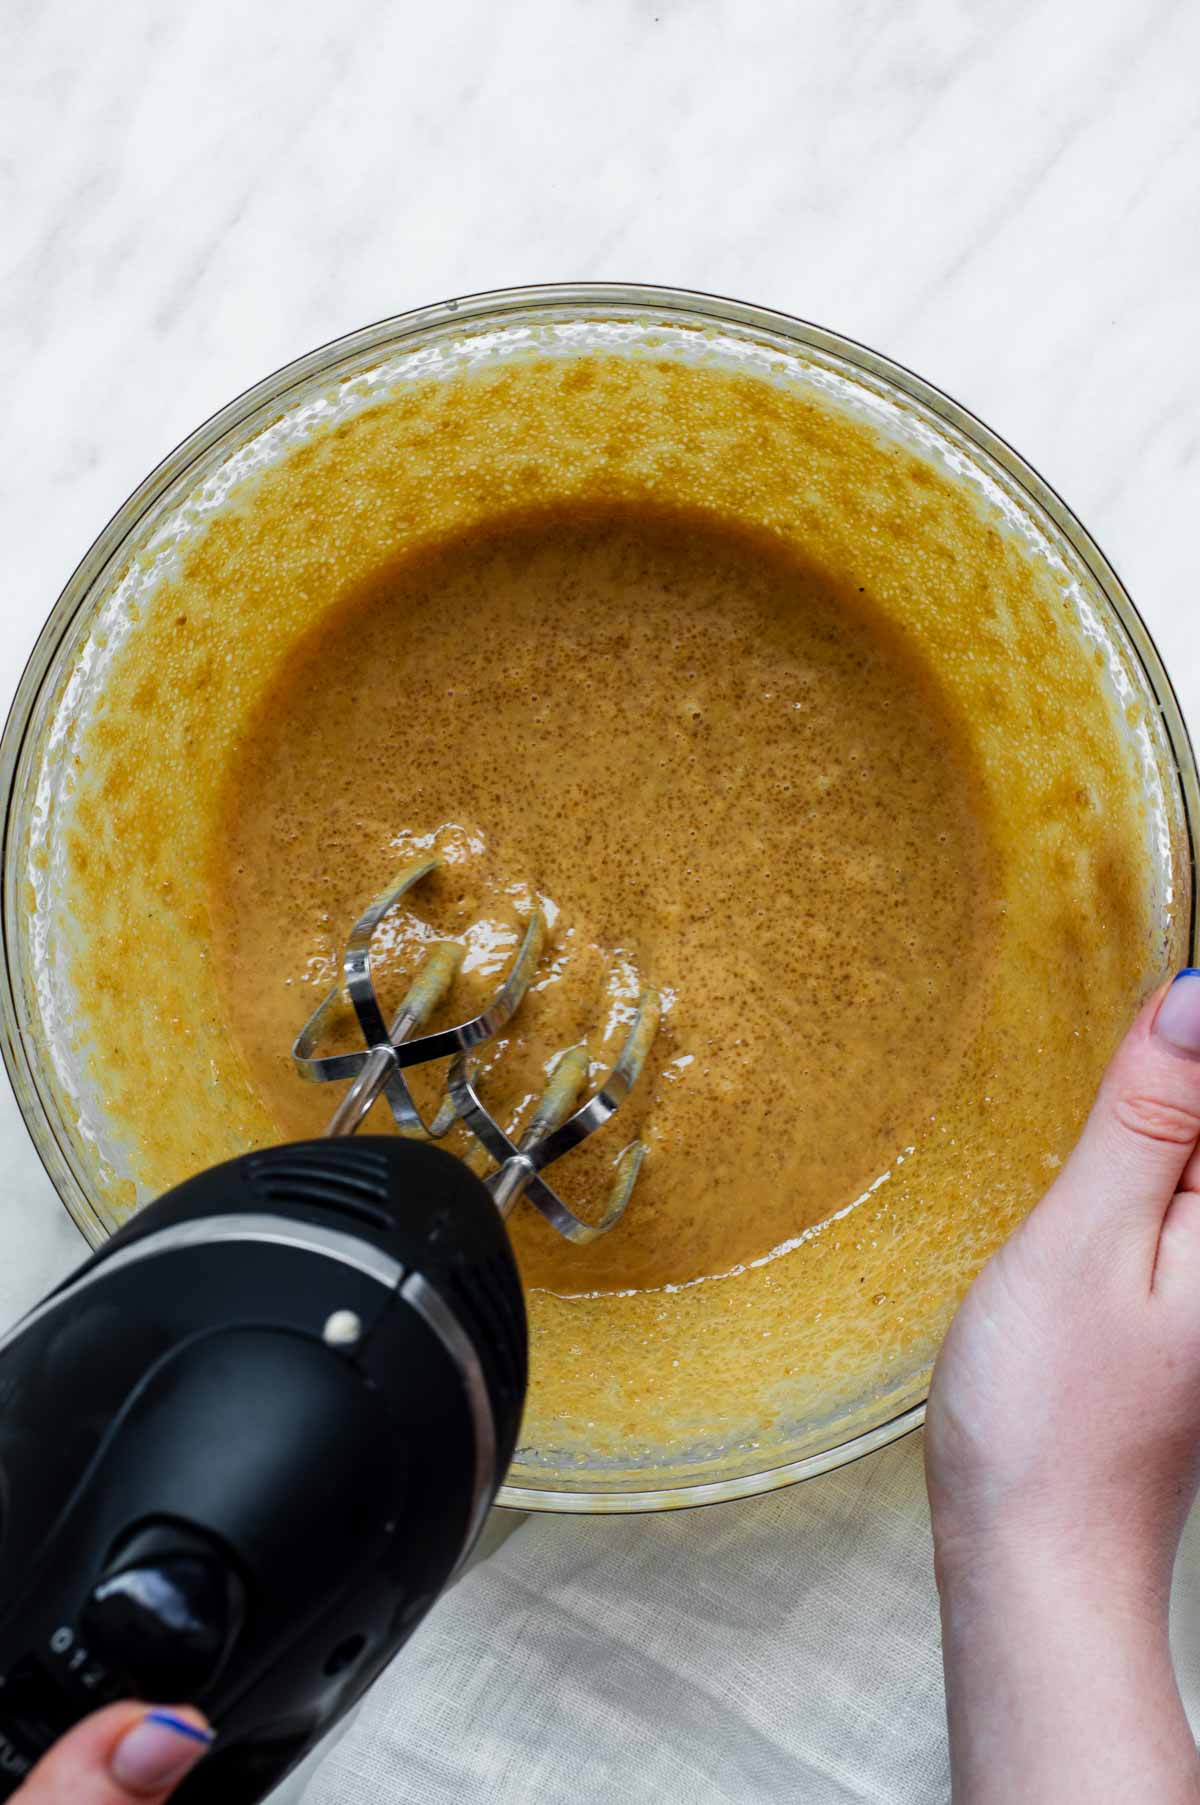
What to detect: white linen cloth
<box><xmin>299</xmin><ymin>1432</ymin><xmax>1200</xmax><ymax>1803</ymax></box>
<box><xmin>301</xmin><ymin>1435</ymin><xmax>946</xmax><ymax>1803</ymax></box>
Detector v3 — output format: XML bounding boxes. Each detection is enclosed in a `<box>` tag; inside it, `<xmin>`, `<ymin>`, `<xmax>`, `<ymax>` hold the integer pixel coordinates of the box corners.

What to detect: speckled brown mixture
<box><xmin>210</xmin><ymin>505</ymin><xmax>995</xmax><ymax>1299</ymax></box>
<box><xmin>61</xmin><ymin>348</ymin><xmax>1166</xmax><ymax>1468</ymax></box>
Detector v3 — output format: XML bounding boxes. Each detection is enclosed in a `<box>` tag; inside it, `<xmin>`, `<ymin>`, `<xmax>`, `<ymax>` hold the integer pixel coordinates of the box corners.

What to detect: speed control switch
<box><xmin>80</xmin><ymin>1524</ymin><xmax>246</xmax><ymax>1699</ymax></box>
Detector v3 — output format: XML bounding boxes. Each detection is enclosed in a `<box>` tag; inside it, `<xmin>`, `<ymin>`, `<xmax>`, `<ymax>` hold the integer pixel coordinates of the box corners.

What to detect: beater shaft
<box><xmin>489</xmin><ymin>1045</ymin><xmax>592</xmax><ymax>1216</ymax></box>
<box><xmin>325</xmin><ymin>943</ymin><xmax>463</xmax><ymax>1138</ymax></box>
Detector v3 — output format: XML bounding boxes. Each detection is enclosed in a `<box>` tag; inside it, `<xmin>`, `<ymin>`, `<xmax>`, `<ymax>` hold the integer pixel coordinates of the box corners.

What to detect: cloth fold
<box><xmin>299</xmin><ymin>1432</ymin><xmax>1200</xmax><ymax>1802</ymax></box>
<box><xmin>302</xmin><ymin>1438</ymin><xmax>950</xmax><ymax>1803</ymax></box>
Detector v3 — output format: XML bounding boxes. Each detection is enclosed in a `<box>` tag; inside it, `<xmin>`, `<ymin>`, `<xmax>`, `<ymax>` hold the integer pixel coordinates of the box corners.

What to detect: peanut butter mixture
<box><xmin>211</xmin><ymin>505</ymin><xmax>994</xmax><ymax>1299</ymax></box>
<box><xmin>60</xmin><ymin>347</ymin><xmax>1170</xmax><ymax>1477</ymax></box>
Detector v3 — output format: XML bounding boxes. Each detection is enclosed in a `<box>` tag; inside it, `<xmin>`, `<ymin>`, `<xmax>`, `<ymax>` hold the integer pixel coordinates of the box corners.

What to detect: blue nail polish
<box><xmin>143</xmin><ymin>1711</ymin><xmax>215</xmax><ymax>1746</ymax></box>
<box><xmin>1156</xmin><ymin>972</ymin><xmax>1200</xmax><ymax>1053</ymax></box>
<box><xmin>1175</xmin><ymin>968</ymin><xmax>1200</xmax><ymax>982</ymax></box>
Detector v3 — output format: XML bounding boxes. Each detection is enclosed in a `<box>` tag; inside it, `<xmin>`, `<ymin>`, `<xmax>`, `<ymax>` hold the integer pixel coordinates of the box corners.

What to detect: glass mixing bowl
<box><xmin>2</xmin><ymin>284</ymin><xmax>1196</xmax><ymax>1512</ymax></box>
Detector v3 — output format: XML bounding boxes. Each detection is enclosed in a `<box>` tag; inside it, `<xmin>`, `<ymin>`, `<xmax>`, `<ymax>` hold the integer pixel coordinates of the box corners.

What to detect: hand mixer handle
<box><xmin>0</xmin><ymin>1136</ymin><xmax>526</xmax><ymax>1803</ymax></box>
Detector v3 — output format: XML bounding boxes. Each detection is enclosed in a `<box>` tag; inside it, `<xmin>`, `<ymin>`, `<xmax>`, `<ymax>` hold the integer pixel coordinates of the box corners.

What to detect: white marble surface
<box><xmin>2</xmin><ymin>0</ymin><xmax>1199</xmax><ymax>1792</ymax></box>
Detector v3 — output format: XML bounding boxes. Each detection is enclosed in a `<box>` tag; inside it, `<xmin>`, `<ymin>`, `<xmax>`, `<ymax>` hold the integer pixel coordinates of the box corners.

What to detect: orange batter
<box><xmin>58</xmin><ymin>345</ymin><xmax>1170</xmax><ymax>1473</ymax></box>
<box><xmin>210</xmin><ymin>503</ymin><xmax>995</xmax><ymax>1297</ymax></box>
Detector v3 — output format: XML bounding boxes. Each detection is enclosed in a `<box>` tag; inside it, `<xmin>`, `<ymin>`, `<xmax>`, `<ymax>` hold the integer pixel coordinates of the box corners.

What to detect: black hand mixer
<box><xmin>0</xmin><ymin>860</ymin><xmax>659</xmax><ymax>1800</ymax></box>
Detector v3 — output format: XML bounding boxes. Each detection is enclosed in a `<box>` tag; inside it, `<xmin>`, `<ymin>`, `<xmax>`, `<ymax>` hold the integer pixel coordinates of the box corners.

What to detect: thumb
<box><xmin>12</xmin><ymin>1704</ymin><xmax>212</xmax><ymax>1804</ymax></box>
<box><xmin>1056</xmin><ymin>969</ymin><xmax>1200</xmax><ymax>1240</ymax></box>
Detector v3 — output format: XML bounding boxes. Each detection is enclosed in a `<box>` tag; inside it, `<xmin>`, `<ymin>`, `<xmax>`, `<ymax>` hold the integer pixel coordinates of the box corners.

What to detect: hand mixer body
<box><xmin>0</xmin><ymin>1137</ymin><xmax>527</xmax><ymax>1801</ymax></box>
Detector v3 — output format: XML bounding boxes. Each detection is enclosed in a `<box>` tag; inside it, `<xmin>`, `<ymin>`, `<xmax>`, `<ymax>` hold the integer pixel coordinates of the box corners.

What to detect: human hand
<box><xmin>928</xmin><ymin>969</ymin><xmax>1200</xmax><ymax>1582</ymax></box>
<box><xmin>926</xmin><ymin>970</ymin><xmax>1200</xmax><ymax>1802</ymax></box>
<box><xmin>9</xmin><ymin>1704</ymin><xmax>211</xmax><ymax>1803</ymax></box>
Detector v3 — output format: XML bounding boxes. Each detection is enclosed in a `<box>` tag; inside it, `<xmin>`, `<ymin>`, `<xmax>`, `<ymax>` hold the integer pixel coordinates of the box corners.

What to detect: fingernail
<box><xmin>1154</xmin><ymin>969</ymin><xmax>1200</xmax><ymax>1054</ymax></box>
<box><xmin>111</xmin><ymin>1710</ymin><xmax>214</xmax><ymax>1794</ymax></box>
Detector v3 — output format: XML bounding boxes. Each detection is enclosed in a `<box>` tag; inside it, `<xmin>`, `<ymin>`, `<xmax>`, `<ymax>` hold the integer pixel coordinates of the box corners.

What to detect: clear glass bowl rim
<box><xmin>2</xmin><ymin>281</ymin><xmax>1196</xmax><ymax>1515</ymax></box>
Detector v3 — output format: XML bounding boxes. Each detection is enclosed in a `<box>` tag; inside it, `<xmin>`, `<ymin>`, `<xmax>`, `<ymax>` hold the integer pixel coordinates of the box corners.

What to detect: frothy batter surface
<box><xmin>211</xmin><ymin>505</ymin><xmax>994</xmax><ymax>1297</ymax></box>
<box><xmin>59</xmin><ymin>344</ymin><xmax>1168</xmax><ymax>1471</ymax></box>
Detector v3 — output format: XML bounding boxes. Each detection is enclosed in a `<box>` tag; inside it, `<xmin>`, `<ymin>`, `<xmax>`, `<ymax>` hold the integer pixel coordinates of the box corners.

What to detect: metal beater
<box><xmin>292</xmin><ymin>858</ymin><xmax>660</xmax><ymax>1244</ymax></box>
